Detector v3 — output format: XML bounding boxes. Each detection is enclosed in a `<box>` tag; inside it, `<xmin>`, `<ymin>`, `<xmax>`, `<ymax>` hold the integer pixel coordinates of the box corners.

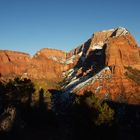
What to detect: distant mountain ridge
<box><xmin>0</xmin><ymin>27</ymin><xmax>140</xmax><ymax>104</ymax></box>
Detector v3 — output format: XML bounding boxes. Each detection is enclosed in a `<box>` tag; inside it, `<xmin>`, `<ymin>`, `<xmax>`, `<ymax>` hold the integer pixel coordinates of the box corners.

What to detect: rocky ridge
<box><xmin>63</xmin><ymin>27</ymin><xmax>140</xmax><ymax>104</ymax></box>
<box><xmin>0</xmin><ymin>27</ymin><xmax>140</xmax><ymax>104</ymax></box>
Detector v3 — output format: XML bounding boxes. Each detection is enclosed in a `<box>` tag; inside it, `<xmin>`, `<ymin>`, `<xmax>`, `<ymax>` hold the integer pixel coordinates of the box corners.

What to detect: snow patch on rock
<box><xmin>115</xmin><ymin>27</ymin><xmax>128</xmax><ymax>37</ymax></box>
<box><xmin>73</xmin><ymin>67</ymin><xmax>111</xmax><ymax>92</ymax></box>
<box><xmin>102</xmin><ymin>29</ymin><xmax>115</xmax><ymax>32</ymax></box>
<box><xmin>66</xmin><ymin>68</ymin><xmax>75</xmax><ymax>77</ymax></box>
<box><xmin>65</xmin><ymin>55</ymin><xmax>76</xmax><ymax>64</ymax></box>
<box><xmin>78</xmin><ymin>52</ymin><xmax>83</xmax><ymax>56</ymax></box>
<box><xmin>63</xmin><ymin>67</ymin><xmax>111</xmax><ymax>94</ymax></box>
<box><xmin>91</xmin><ymin>42</ymin><xmax>104</xmax><ymax>50</ymax></box>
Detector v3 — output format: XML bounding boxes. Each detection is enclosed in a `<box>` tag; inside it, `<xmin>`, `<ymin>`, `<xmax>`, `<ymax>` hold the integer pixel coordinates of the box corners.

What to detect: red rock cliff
<box><xmin>63</xmin><ymin>27</ymin><xmax>140</xmax><ymax>104</ymax></box>
<box><xmin>27</xmin><ymin>48</ymin><xmax>68</xmax><ymax>81</ymax></box>
<box><xmin>0</xmin><ymin>27</ymin><xmax>140</xmax><ymax>104</ymax></box>
<box><xmin>0</xmin><ymin>50</ymin><xmax>30</xmax><ymax>77</ymax></box>
<box><xmin>0</xmin><ymin>48</ymin><xmax>69</xmax><ymax>81</ymax></box>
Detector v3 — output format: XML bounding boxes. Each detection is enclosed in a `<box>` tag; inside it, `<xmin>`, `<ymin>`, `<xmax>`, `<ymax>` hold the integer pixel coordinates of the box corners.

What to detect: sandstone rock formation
<box><xmin>0</xmin><ymin>50</ymin><xmax>30</xmax><ymax>78</ymax></box>
<box><xmin>66</xmin><ymin>27</ymin><xmax>140</xmax><ymax>76</ymax></box>
<box><xmin>27</xmin><ymin>48</ymin><xmax>68</xmax><ymax>80</ymax></box>
<box><xmin>0</xmin><ymin>27</ymin><xmax>140</xmax><ymax>104</ymax></box>
<box><xmin>63</xmin><ymin>27</ymin><xmax>140</xmax><ymax>104</ymax></box>
<box><xmin>0</xmin><ymin>48</ymin><xmax>70</xmax><ymax>82</ymax></box>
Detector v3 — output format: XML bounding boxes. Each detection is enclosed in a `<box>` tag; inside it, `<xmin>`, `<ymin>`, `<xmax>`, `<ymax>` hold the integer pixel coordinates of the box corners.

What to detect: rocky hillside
<box><xmin>0</xmin><ymin>48</ymin><xmax>69</xmax><ymax>81</ymax></box>
<box><xmin>65</xmin><ymin>27</ymin><xmax>140</xmax><ymax>75</ymax></box>
<box><xmin>0</xmin><ymin>27</ymin><xmax>140</xmax><ymax>104</ymax></box>
<box><xmin>63</xmin><ymin>27</ymin><xmax>140</xmax><ymax>104</ymax></box>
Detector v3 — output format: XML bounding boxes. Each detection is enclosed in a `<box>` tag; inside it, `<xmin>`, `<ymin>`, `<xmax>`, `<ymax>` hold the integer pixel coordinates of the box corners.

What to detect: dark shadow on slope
<box><xmin>66</xmin><ymin>39</ymin><xmax>92</xmax><ymax>81</ymax></box>
<box><xmin>70</xmin><ymin>42</ymin><xmax>107</xmax><ymax>80</ymax></box>
<box><xmin>73</xmin><ymin>38</ymin><xmax>92</xmax><ymax>69</ymax></box>
<box><xmin>106</xmin><ymin>101</ymin><xmax>140</xmax><ymax>140</ymax></box>
<box><xmin>82</xmin><ymin>44</ymin><xmax>107</xmax><ymax>74</ymax></box>
<box><xmin>48</xmin><ymin>89</ymin><xmax>65</xmax><ymax>113</ymax></box>
<box><xmin>63</xmin><ymin>44</ymin><xmax>108</xmax><ymax>93</ymax></box>
<box><xmin>38</xmin><ymin>88</ymin><xmax>46</xmax><ymax>111</ymax></box>
<box><xmin>110</xmin><ymin>28</ymin><xmax>118</xmax><ymax>37</ymax></box>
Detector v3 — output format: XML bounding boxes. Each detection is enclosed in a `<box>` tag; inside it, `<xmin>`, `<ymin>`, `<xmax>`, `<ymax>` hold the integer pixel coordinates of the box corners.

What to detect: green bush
<box><xmin>73</xmin><ymin>91</ymin><xmax>114</xmax><ymax>126</ymax></box>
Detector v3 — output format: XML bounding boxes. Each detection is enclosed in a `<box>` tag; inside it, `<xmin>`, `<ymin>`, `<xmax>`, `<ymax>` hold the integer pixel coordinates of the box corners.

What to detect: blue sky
<box><xmin>0</xmin><ymin>0</ymin><xmax>140</xmax><ymax>55</ymax></box>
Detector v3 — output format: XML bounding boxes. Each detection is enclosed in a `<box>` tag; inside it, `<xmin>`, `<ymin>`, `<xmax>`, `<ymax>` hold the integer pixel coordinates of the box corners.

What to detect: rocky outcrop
<box><xmin>63</xmin><ymin>27</ymin><xmax>140</xmax><ymax>104</ymax></box>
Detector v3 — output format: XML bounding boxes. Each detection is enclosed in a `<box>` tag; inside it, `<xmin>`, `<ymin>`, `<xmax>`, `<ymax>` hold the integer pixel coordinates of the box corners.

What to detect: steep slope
<box><xmin>63</xmin><ymin>27</ymin><xmax>140</xmax><ymax>104</ymax></box>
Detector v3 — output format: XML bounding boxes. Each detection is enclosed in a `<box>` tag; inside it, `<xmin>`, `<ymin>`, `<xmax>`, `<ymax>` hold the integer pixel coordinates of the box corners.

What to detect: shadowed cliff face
<box><xmin>0</xmin><ymin>27</ymin><xmax>140</xmax><ymax>104</ymax></box>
